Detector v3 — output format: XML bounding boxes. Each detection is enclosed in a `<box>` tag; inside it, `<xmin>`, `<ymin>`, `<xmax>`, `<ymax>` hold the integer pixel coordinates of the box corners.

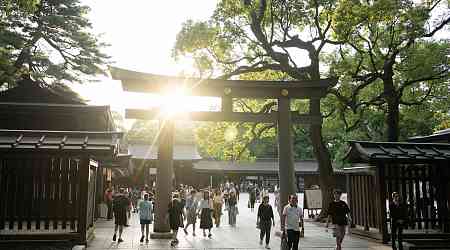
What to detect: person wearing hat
<box><xmin>257</xmin><ymin>195</ymin><xmax>275</xmax><ymax>249</ymax></box>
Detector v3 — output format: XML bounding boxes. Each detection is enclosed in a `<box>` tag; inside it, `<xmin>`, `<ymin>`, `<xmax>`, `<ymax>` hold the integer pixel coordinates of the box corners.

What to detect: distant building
<box><xmin>127</xmin><ymin>142</ymin><xmax>346</xmax><ymax>191</ymax></box>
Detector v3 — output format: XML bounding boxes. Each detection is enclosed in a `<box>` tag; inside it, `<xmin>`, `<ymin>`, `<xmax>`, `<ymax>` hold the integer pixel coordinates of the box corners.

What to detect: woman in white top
<box><xmin>198</xmin><ymin>191</ymin><xmax>213</xmax><ymax>238</ymax></box>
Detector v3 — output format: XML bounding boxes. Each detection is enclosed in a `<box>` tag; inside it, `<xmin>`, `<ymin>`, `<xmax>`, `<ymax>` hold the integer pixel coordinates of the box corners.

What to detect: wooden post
<box><xmin>277</xmin><ymin>97</ymin><xmax>296</xmax><ymax>210</ymax></box>
<box><xmin>78</xmin><ymin>156</ymin><xmax>90</xmax><ymax>244</ymax></box>
<box><xmin>152</xmin><ymin>120</ymin><xmax>174</xmax><ymax>237</ymax></box>
<box><xmin>376</xmin><ymin>163</ymin><xmax>389</xmax><ymax>243</ymax></box>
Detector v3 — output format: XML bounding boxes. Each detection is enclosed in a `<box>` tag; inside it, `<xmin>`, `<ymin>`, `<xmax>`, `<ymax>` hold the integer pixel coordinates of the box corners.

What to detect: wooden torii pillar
<box><xmin>111</xmin><ymin>67</ymin><xmax>334</xmax><ymax>237</ymax></box>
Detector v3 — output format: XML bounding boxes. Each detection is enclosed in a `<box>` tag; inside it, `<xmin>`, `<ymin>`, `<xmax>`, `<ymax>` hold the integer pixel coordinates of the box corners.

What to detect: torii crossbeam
<box><xmin>110</xmin><ymin>66</ymin><xmax>335</xmax><ymax>236</ymax></box>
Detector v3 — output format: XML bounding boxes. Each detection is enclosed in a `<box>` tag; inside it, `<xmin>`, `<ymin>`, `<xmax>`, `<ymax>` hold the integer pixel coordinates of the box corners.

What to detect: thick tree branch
<box><xmin>399</xmin><ymin>87</ymin><xmax>433</xmax><ymax>106</ymax></box>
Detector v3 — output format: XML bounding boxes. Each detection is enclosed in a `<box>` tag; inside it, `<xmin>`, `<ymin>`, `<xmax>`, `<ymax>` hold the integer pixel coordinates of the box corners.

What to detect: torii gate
<box><xmin>111</xmin><ymin>67</ymin><xmax>334</xmax><ymax>237</ymax></box>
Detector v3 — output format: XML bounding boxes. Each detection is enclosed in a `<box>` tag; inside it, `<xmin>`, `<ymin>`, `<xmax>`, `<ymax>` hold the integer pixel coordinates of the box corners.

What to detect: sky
<box><xmin>71</xmin><ymin>0</ymin><xmax>219</xmax><ymax>116</ymax></box>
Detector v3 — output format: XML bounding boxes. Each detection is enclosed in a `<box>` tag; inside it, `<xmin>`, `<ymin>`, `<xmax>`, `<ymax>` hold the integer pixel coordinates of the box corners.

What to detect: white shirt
<box><xmin>283</xmin><ymin>204</ymin><xmax>303</xmax><ymax>231</ymax></box>
<box><xmin>199</xmin><ymin>199</ymin><xmax>212</xmax><ymax>209</ymax></box>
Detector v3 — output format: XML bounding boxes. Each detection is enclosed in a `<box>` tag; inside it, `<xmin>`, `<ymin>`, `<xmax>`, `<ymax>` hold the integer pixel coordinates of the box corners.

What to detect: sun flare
<box><xmin>160</xmin><ymin>85</ymin><xmax>190</xmax><ymax>117</ymax></box>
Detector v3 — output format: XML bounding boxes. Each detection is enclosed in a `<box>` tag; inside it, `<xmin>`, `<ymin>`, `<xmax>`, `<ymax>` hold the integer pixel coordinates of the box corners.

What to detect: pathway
<box><xmin>87</xmin><ymin>194</ymin><xmax>390</xmax><ymax>250</ymax></box>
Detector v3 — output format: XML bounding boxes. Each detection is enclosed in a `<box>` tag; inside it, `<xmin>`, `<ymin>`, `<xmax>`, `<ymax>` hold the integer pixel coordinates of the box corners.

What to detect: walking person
<box><xmin>168</xmin><ymin>193</ymin><xmax>185</xmax><ymax>246</ymax></box>
<box><xmin>112</xmin><ymin>188</ymin><xmax>130</xmax><ymax>243</ymax></box>
<box><xmin>389</xmin><ymin>192</ymin><xmax>409</xmax><ymax>250</ymax></box>
<box><xmin>257</xmin><ymin>195</ymin><xmax>275</xmax><ymax>249</ymax></box>
<box><xmin>104</xmin><ymin>187</ymin><xmax>114</xmax><ymax>220</ymax></box>
<box><xmin>138</xmin><ymin>193</ymin><xmax>153</xmax><ymax>243</ymax></box>
<box><xmin>326</xmin><ymin>189</ymin><xmax>351</xmax><ymax>250</ymax></box>
<box><xmin>183</xmin><ymin>189</ymin><xmax>199</xmax><ymax>236</ymax></box>
<box><xmin>249</xmin><ymin>188</ymin><xmax>256</xmax><ymax>212</ymax></box>
<box><xmin>199</xmin><ymin>190</ymin><xmax>213</xmax><ymax>238</ymax></box>
<box><xmin>281</xmin><ymin>194</ymin><xmax>303</xmax><ymax>250</ymax></box>
<box><xmin>228</xmin><ymin>191</ymin><xmax>238</xmax><ymax>226</ymax></box>
<box><xmin>274</xmin><ymin>189</ymin><xmax>282</xmax><ymax>221</ymax></box>
<box><xmin>212</xmin><ymin>189</ymin><xmax>223</xmax><ymax>227</ymax></box>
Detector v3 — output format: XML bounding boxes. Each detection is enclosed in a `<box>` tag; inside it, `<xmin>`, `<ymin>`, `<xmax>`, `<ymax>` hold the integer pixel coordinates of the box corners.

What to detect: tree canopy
<box><xmin>0</xmin><ymin>0</ymin><xmax>109</xmax><ymax>87</ymax></box>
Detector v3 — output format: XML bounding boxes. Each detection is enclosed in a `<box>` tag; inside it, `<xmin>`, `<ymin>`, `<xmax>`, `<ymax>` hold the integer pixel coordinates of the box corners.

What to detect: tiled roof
<box><xmin>0</xmin><ymin>129</ymin><xmax>122</xmax><ymax>158</ymax></box>
<box><xmin>128</xmin><ymin>143</ymin><xmax>202</xmax><ymax>160</ymax></box>
<box><xmin>193</xmin><ymin>159</ymin><xmax>343</xmax><ymax>174</ymax></box>
<box><xmin>408</xmin><ymin>129</ymin><xmax>450</xmax><ymax>143</ymax></box>
<box><xmin>345</xmin><ymin>140</ymin><xmax>450</xmax><ymax>163</ymax></box>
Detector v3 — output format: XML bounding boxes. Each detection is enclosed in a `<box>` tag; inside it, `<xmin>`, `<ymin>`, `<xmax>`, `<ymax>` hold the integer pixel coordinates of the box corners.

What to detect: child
<box><xmin>138</xmin><ymin>193</ymin><xmax>153</xmax><ymax>243</ymax></box>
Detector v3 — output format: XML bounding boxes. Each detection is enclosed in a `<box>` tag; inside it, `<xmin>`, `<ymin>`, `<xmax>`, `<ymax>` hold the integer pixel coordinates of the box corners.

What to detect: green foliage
<box><xmin>0</xmin><ymin>0</ymin><xmax>110</xmax><ymax>87</ymax></box>
<box><xmin>173</xmin><ymin>0</ymin><xmax>450</xmax><ymax>165</ymax></box>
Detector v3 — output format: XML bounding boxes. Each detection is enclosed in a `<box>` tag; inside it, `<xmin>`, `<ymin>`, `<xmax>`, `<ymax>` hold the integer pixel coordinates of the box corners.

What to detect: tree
<box><xmin>329</xmin><ymin>0</ymin><xmax>450</xmax><ymax>141</ymax></box>
<box><xmin>0</xmin><ymin>0</ymin><xmax>109</xmax><ymax>87</ymax></box>
<box><xmin>174</xmin><ymin>0</ymin><xmax>342</xmax><ymax>215</ymax></box>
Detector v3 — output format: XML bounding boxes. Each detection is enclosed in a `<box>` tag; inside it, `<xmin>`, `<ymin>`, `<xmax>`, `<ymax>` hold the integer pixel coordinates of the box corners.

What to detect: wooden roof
<box><xmin>408</xmin><ymin>129</ymin><xmax>450</xmax><ymax>143</ymax></box>
<box><xmin>345</xmin><ymin>140</ymin><xmax>450</xmax><ymax>164</ymax></box>
<box><xmin>110</xmin><ymin>67</ymin><xmax>335</xmax><ymax>99</ymax></box>
<box><xmin>193</xmin><ymin>159</ymin><xmax>344</xmax><ymax>175</ymax></box>
<box><xmin>0</xmin><ymin>78</ymin><xmax>85</xmax><ymax>104</ymax></box>
<box><xmin>128</xmin><ymin>143</ymin><xmax>202</xmax><ymax>161</ymax></box>
<box><xmin>0</xmin><ymin>129</ymin><xmax>122</xmax><ymax>158</ymax></box>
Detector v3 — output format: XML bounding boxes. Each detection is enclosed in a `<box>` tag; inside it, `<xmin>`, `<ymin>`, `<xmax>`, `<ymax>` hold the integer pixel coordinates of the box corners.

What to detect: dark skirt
<box><xmin>114</xmin><ymin>209</ymin><xmax>127</xmax><ymax>226</ymax></box>
<box><xmin>200</xmin><ymin>208</ymin><xmax>213</xmax><ymax>229</ymax></box>
<box><xmin>186</xmin><ymin>207</ymin><xmax>197</xmax><ymax>224</ymax></box>
<box><xmin>169</xmin><ymin>213</ymin><xmax>183</xmax><ymax>230</ymax></box>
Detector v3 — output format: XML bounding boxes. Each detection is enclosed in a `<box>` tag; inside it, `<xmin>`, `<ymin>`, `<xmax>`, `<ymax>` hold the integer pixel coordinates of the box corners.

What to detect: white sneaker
<box><xmin>259</xmin><ymin>240</ymin><xmax>263</xmax><ymax>245</ymax></box>
<box><xmin>265</xmin><ymin>244</ymin><xmax>270</xmax><ymax>249</ymax></box>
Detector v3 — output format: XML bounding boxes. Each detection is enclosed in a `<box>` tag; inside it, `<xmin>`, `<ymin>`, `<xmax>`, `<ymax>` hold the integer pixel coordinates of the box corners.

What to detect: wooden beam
<box><xmin>110</xmin><ymin>67</ymin><xmax>335</xmax><ymax>99</ymax></box>
<box><xmin>125</xmin><ymin>108</ymin><xmax>322</xmax><ymax>124</ymax></box>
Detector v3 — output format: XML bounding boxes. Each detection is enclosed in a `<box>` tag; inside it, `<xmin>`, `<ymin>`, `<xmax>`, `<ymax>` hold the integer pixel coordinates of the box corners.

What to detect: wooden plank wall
<box><xmin>382</xmin><ymin>164</ymin><xmax>450</xmax><ymax>233</ymax></box>
<box><xmin>0</xmin><ymin>155</ymin><xmax>81</xmax><ymax>235</ymax></box>
<box><xmin>349</xmin><ymin>174</ymin><xmax>379</xmax><ymax>232</ymax></box>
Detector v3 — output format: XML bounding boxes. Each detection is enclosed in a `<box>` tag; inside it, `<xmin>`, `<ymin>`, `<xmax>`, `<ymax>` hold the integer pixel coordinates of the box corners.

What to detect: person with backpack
<box><xmin>112</xmin><ymin>188</ymin><xmax>130</xmax><ymax>243</ymax></box>
<box><xmin>138</xmin><ymin>193</ymin><xmax>153</xmax><ymax>243</ymax></box>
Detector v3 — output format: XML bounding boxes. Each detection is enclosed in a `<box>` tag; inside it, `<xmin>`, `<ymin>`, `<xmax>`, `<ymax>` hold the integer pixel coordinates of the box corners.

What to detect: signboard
<box><xmin>304</xmin><ymin>189</ymin><xmax>322</xmax><ymax>209</ymax></box>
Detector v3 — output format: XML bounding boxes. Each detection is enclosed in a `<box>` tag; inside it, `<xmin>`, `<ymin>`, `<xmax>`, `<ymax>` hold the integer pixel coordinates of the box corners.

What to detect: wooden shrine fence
<box><xmin>0</xmin><ymin>130</ymin><xmax>120</xmax><ymax>246</ymax></box>
<box><xmin>345</xmin><ymin>141</ymin><xmax>450</xmax><ymax>243</ymax></box>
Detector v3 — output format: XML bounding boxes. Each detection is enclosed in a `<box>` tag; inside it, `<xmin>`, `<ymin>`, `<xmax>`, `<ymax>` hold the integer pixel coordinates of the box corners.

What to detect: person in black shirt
<box><xmin>389</xmin><ymin>192</ymin><xmax>409</xmax><ymax>250</ymax></box>
<box><xmin>326</xmin><ymin>189</ymin><xmax>351</xmax><ymax>250</ymax></box>
<box><xmin>168</xmin><ymin>193</ymin><xmax>185</xmax><ymax>246</ymax></box>
<box><xmin>112</xmin><ymin>188</ymin><xmax>130</xmax><ymax>243</ymax></box>
<box><xmin>257</xmin><ymin>195</ymin><xmax>275</xmax><ymax>249</ymax></box>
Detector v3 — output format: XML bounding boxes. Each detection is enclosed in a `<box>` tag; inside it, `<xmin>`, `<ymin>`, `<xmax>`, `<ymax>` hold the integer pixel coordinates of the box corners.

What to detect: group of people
<box><xmin>104</xmin><ymin>183</ymin><xmax>242</xmax><ymax>246</ymax></box>
<box><xmin>160</xmin><ymin>183</ymin><xmax>242</xmax><ymax>246</ymax></box>
<box><xmin>106</xmin><ymin>184</ymin><xmax>404</xmax><ymax>250</ymax></box>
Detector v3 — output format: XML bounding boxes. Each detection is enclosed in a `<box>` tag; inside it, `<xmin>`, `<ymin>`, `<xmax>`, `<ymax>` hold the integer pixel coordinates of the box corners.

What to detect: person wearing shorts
<box><xmin>138</xmin><ymin>193</ymin><xmax>153</xmax><ymax>243</ymax></box>
<box><xmin>326</xmin><ymin>189</ymin><xmax>351</xmax><ymax>250</ymax></box>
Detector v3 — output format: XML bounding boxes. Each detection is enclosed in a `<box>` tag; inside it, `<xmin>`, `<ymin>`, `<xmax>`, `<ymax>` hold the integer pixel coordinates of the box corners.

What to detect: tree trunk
<box><xmin>310</xmin><ymin>99</ymin><xmax>335</xmax><ymax>219</ymax></box>
<box><xmin>383</xmin><ymin>76</ymin><xmax>400</xmax><ymax>142</ymax></box>
<box><xmin>385</xmin><ymin>94</ymin><xmax>400</xmax><ymax>142</ymax></box>
<box><xmin>310</xmin><ymin>124</ymin><xmax>335</xmax><ymax>218</ymax></box>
